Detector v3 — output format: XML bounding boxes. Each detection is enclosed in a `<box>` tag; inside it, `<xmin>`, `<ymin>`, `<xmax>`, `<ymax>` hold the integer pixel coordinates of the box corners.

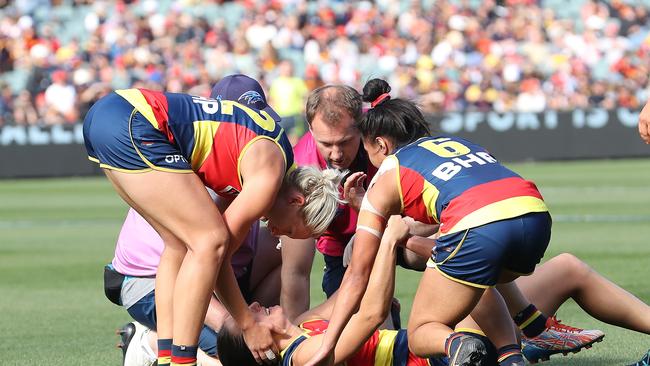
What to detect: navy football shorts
<box><xmin>83</xmin><ymin>92</ymin><xmax>192</xmax><ymax>173</ymax></box>
<box><xmin>428</xmin><ymin>212</ymin><xmax>552</xmax><ymax>288</ymax></box>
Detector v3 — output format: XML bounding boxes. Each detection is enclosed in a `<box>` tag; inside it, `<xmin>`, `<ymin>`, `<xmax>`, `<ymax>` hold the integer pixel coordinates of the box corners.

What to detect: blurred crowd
<box><xmin>0</xmin><ymin>0</ymin><xmax>649</xmax><ymax>128</ymax></box>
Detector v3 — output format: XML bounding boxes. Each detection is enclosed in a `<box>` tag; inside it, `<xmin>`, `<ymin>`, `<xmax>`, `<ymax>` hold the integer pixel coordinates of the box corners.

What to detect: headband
<box><xmin>370</xmin><ymin>93</ymin><xmax>391</xmax><ymax>108</ymax></box>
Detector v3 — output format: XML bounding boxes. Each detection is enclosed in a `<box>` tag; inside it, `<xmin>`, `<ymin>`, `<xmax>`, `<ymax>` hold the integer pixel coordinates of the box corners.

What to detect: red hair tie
<box><xmin>370</xmin><ymin>93</ymin><xmax>391</xmax><ymax>108</ymax></box>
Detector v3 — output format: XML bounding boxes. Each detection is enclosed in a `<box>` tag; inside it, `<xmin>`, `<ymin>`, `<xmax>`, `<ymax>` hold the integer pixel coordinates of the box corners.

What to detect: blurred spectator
<box><xmin>516</xmin><ymin>78</ymin><xmax>546</xmax><ymax>113</ymax></box>
<box><xmin>269</xmin><ymin>60</ymin><xmax>309</xmax><ymax>143</ymax></box>
<box><xmin>0</xmin><ymin>83</ymin><xmax>12</xmax><ymax>125</ymax></box>
<box><xmin>13</xmin><ymin>90</ymin><xmax>39</xmax><ymax>125</ymax></box>
<box><xmin>304</xmin><ymin>64</ymin><xmax>325</xmax><ymax>91</ymax></box>
<box><xmin>43</xmin><ymin>70</ymin><xmax>78</xmax><ymax>124</ymax></box>
<box><xmin>0</xmin><ymin>0</ymin><xmax>648</xmax><ymax>128</ymax></box>
<box><xmin>0</xmin><ymin>37</ymin><xmax>13</xmax><ymax>73</ymax></box>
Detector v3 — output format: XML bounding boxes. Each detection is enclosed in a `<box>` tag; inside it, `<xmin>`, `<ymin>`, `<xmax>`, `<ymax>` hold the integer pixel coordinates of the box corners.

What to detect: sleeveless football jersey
<box><xmin>382</xmin><ymin>135</ymin><xmax>547</xmax><ymax>236</ymax></box>
<box><xmin>115</xmin><ymin>88</ymin><xmax>294</xmax><ymax>197</ymax></box>
<box><xmin>279</xmin><ymin>319</ymin><xmax>447</xmax><ymax>366</ymax></box>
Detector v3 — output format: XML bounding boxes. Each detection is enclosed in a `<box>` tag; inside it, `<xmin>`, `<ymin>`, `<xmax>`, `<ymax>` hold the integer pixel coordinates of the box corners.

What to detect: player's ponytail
<box><xmin>217</xmin><ymin>324</ymin><xmax>275</xmax><ymax>366</ymax></box>
<box><xmin>286</xmin><ymin>166</ymin><xmax>346</xmax><ymax>235</ymax></box>
<box><xmin>363</xmin><ymin>78</ymin><xmax>392</xmax><ymax>107</ymax></box>
<box><xmin>359</xmin><ymin>78</ymin><xmax>431</xmax><ymax>147</ymax></box>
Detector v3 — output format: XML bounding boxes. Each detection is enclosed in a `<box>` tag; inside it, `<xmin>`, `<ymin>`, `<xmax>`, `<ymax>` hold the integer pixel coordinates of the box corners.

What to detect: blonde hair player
<box><xmin>83</xmin><ymin>86</ymin><xmax>342</xmax><ymax>366</ymax></box>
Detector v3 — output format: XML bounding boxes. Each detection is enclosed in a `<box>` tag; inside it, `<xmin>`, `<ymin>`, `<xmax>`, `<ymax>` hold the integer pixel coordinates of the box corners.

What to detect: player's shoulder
<box><xmin>396</xmin><ymin>134</ymin><xmax>488</xmax><ymax>156</ymax></box>
<box><xmin>394</xmin><ymin>136</ymin><xmax>431</xmax><ymax>154</ymax></box>
<box><xmin>299</xmin><ymin>318</ymin><xmax>329</xmax><ymax>333</ymax></box>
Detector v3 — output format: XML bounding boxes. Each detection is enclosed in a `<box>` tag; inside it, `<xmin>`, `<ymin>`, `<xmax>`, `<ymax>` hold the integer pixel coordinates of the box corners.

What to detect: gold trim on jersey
<box><xmin>434</xmin><ymin>266</ymin><xmax>491</xmax><ymax>289</ymax></box>
<box><xmin>422</xmin><ymin>180</ymin><xmax>440</xmax><ymax>223</ymax></box>
<box><xmin>190</xmin><ymin>121</ymin><xmax>221</xmax><ymax>171</ymax></box>
<box><xmin>116</xmin><ymin>89</ymin><xmax>160</xmax><ymax>129</ymax></box>
<box><xmin>98</xmin><ymin>163</ymin><xmax>152</xmax><ymax>173</ymax></box>
<box><xmin>286</xmin><ymin>162</ymin><xmax>297</xmax><ymax>176</ymax></box>
<box><xmin>390</xmin><ymin>156</ymin><xmax>405</xmax><ymax>212</ymax></box>
<box><xmin>274</xmin><ymin>127</ymin><xmax>297</xmax><ymax>178</ymax></box>
<box><xmin>454</xmin><ymin>328</ymin><xmax>486</xmax><ymax>337</ymax></box>
<box><xmin>435</xmin><ymin>229</ymin><xmax>469</xmax><ymax>267</ymax></box>
<box><xmin>237</xmin><ymin>135</ymin><xmax>289</xmax><ymax>189</ymax></box>
<box><xmin>88</xmin><ymin>148</ymin><xmax>152</xmax><ymax>173</ymax></box>
<box><xmin>442</xmin><ymin>196</ymin><xmax>548</xmax><ymax>236</ymax></box>
<box><xmin>374</xmin><ymin>329</ymin><xmax>399</xmax><ymax>366</ymax></box>
<box><xmin>128</xmin><ymin>108</ymin><xmax>193</xmax><ymax>174</ymax></box>
<box><xmin>280</xmin><ymin>333</ymin><xmax>311</xmax><ymax>364</ymax></box>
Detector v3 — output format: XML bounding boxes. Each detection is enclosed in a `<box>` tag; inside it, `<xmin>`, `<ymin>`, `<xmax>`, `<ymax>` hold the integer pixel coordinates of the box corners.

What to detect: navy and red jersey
<box><xmin>279</xmin><ymin>319</ymin><xmax>447</xmax><ymax>366</ymax></box>
<box><xmin>385</xmin><ymin>135</ymin><xmax>548</xmax><ymax>236</ymax></box>
<box><xmin>115</xmin><ymin>88</ymin><xmax>294</xmax><ymax>197</ymax></box>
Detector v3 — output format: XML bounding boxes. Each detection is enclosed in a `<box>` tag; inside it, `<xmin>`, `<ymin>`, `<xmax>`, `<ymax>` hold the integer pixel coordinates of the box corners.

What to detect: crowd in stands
<box><xmin>0</xmin><ymin>0</ymin><xmax>648</xmax><ymax>127</ymax></box>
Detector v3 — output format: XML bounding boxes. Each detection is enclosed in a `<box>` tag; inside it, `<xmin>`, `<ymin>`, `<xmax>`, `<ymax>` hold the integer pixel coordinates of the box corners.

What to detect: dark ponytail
<box><xmin>359</xmin><ymin>79</ymin><xmax>431</xmax><ymax>147</ymax></box>
<box><xmin>363</xmin><ymin>79</ymin><xmax>392</xmax><ymax>107</ymax></box>
<box><xmin>217</xmin><ymin>324</ymin><xmax>278</xmax><ymax>366</ymax></box>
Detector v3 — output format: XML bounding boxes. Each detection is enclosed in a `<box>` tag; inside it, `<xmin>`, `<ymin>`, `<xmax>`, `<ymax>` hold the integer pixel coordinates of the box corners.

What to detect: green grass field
<box><xmin>1</xmin><ymin>159</ymin><xmax>649</xmax><ymax>365</ymax></box>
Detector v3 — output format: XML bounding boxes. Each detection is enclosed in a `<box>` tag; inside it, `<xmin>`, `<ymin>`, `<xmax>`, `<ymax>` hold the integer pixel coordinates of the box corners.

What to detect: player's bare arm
<box><xmin>281</xmin><ymin>236</ymin><xmax>316</xmax><ymax>321</ymax></box>
<box><xmin>216</xmin><ymin>138</ymin><xmax>286</xmax><ymax>363</ymax></box>
<box><xmin>293</xmin><ymin>216</ymin><xmax>407</xmax><ymax>366</ymax></box>
<box><xmin>303</xmin><ymin>168</ymin><xmax>401</xmax><ymax>366</ymax></box>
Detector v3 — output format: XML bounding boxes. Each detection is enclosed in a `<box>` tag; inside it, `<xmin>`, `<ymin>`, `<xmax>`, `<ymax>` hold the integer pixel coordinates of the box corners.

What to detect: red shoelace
<box><xmin>546</xmin><ymin>315</ymin><xmax>584</xmax><ymax>333</ymax></box>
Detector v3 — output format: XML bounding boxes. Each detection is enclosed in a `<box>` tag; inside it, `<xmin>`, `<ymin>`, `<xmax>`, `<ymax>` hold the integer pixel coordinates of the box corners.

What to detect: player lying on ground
<box><xmin>216</xmin><ymin>216</ymin><xmax>650</xmax><ymax>366</ymax></box>
<box><xmin>217</xmin><ymin>215</ymin><xmax>469</xmax><ymax>366</ymax></box>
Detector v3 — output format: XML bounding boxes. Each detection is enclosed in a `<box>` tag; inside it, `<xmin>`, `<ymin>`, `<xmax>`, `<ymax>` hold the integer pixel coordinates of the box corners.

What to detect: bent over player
<box><xmin>84</xmin><ymin>87</ymin><xmax>343</xmax><ymax>366</ymax></box>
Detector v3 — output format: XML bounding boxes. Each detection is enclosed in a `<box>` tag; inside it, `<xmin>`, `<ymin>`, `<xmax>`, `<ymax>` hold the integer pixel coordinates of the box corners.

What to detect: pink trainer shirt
<box><xmin>293</xmin><ymin>132</ymin><xmax>376</xmax><ymax>257</ymax></box>
<box><xmin>112</xmin><ymin>208</ymin><xmax>258</xmax><ymax>278</ymax></box>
